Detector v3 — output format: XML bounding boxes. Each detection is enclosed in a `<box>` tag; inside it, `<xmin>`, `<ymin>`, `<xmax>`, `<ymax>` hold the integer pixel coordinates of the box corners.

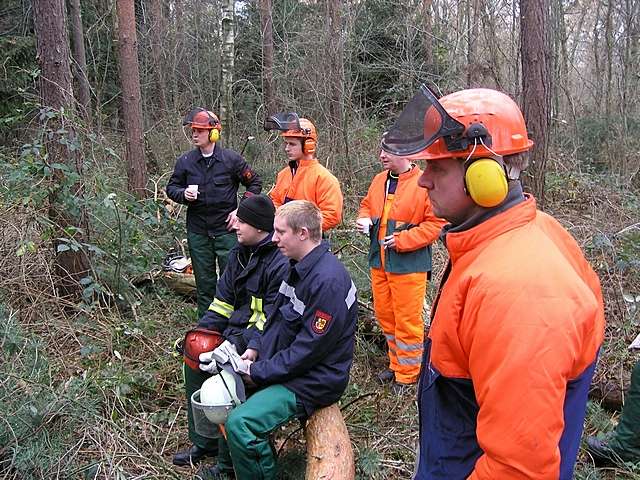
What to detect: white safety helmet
<box><xmin>198</xmin><ymin>369</ymin><xmax>241</xmax><ymax>425</ymax></box>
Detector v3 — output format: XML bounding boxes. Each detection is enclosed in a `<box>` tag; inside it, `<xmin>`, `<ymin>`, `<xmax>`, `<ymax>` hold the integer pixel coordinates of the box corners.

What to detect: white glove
<box><xmin>355</xmin><ymin>217</ymin><xmax>372</xmax><ymax>235</ymax></box>
<box><xmin>198</xmin><ymin>351</ymin><xmax>218</xmax><ymax>374</ymax></box>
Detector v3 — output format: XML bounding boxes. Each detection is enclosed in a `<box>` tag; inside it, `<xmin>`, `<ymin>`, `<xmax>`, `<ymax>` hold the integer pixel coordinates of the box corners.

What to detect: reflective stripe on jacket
<box><xmin>358</xmin><ymin>166</ymin><xmax>444</xmax><ymax>273</ymax></box>
<box><xmin>249</xmin><ymin>242</ymin><xmax>358</xmax><ymax>416</ymax></box>
<box><xmin>269</xmin><ymin>159</ymin><xmax>343</xmax><ymax>232</ymax></box>
<box><xmin>167</xmin><ymin>146</ymin><xmax>262</xmax><ymax>235</ymax></box>
<box><xmin>198</xmin><ymin>232</ymin><xmax>289</xmax><ymax>353</ymax></box>
<box><xmin>416</xmin><ymin>196</ymin><xmax>605</xmax><ymax>479</ymax></box>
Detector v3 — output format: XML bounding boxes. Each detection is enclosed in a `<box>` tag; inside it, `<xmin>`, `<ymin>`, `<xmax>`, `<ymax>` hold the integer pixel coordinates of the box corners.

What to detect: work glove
<box><xmin>355</xmin><ymin>217</ymin><xmax>372</xmax><ymax>235</ymax></box>
<box><xmin>198</xmin><ymin>351</ymin><xmax>218</xmax><ymax>374</ymax></box>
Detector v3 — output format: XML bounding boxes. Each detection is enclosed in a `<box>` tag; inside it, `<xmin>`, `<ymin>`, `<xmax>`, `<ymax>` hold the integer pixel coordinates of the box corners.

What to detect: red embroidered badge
<box><xmin>312</xmin><ymin>310</ymin><xmax>332</xmax><ymax>334</ymax></box>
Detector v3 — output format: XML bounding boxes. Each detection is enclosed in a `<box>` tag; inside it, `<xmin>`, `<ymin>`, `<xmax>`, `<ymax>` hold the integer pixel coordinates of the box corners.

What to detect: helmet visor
<box><xmin>381</xmin><ymin>84</ymin><xmax>465</xmax><ymax>156</ymax></box>
<box><xmin>263</xmin><ymin>112</ymin><xmax>302</xmax><ymax>132</ymax></box>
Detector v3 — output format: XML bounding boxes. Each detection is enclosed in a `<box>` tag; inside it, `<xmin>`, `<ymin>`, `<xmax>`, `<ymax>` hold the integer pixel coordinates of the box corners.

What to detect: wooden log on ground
<box><xmin>305</xmin><ymin>403</ymin><xmax>355</xmax><ymax>480</ymax></box>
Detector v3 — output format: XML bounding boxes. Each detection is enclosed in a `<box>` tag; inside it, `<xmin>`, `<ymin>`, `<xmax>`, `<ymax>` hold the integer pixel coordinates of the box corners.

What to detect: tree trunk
<box><xmin>33</xmin><ymin>0</ymin><xmax>89</xmax><ymax>297</ymax></box>
<box><xmin>149</xmin><ymin>0</ymin><xmax>168</xmax><ymax>113</ymax></box>
<box><xmin>259</xmin><ymin>0</ymin><xmax>276</xmax><ymax>116</ymax></box>
<box><xmin>220</xmin><ymin>0</ymin><xmax>235</xmax><ymax>137</ymax></box>
<box><xmin>325</xmin><ymin>0</ymin><xmax>345</xmax><ymax>159</ymax></box>
<box><xmin>115</xmin><ymin>0</ymin><xmax>148</xmax><ymax>199</ymax></box>
<box><xmin>67</xmin><ymin>0</ymin><xmax>92</xmax><ymax>124</ymax></box>
<box><xmin>520</xmin><ymin>0</ymin><xmax>550</xmax><ymax>207</ymax></box>
<box><xmin>466</xmin><ymin>0</ymin><xmax>481</xmax><ymax>87</ymax></box>
<box><xmin>421</xmin><ymin>0</ymin><xmax>434</xmax><ymax>75</ymax></box>
<box><xmin>305</xmin><ymin>403</ymin><xmax>355</xmax><ymax>480</ymax></box>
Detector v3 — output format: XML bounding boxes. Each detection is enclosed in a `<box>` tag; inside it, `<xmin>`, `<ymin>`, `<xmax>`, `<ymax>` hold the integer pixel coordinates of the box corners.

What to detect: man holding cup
<box><xmin>167</xmin><ymin>108</ymin><xmax>262</xmax><ymax>317</ymax></box>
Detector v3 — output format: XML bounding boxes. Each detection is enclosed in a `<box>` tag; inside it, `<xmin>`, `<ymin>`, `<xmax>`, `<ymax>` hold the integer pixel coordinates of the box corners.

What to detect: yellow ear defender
<box><xmin>464</xmin><ymin>158</ymin><xmax>509</xmax><ymax>208</ymax></box>
<box><xmin>209</xmin><ymin>128</ymin><xmax>220</xmax><ymax>143</ymax></box>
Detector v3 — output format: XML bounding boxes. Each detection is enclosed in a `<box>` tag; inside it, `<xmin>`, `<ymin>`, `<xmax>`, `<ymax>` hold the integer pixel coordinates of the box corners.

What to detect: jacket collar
<box><xmin>296</xmin><ymin>158</ymin><xmax>319</xmax><ymax>168</ymax></box>
<box><xmin>444</xmin><ymin>194</ymin><xmax>537</xmax><ymax>263</ymax></box>
<box><xmin>240</xmin><ymin>231</ymin><xmax>277</xmax><ymax>255</ymax></box>
<box><xmin>195</xmin><ymin>145</ymin><xmax>221</xmax><ymax>163</ymax></box>
<box><xmin>290</xmin><ymin>241</ymin><xmax>330</xmax><ymax>281</ymax></box>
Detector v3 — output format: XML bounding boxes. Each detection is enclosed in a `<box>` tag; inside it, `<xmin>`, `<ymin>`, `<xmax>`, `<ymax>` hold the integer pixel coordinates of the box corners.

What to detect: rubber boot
<box><xmin>608</xmin><ymin>360</ymin><xmax>640</xmax><ymax>461</ymax></box>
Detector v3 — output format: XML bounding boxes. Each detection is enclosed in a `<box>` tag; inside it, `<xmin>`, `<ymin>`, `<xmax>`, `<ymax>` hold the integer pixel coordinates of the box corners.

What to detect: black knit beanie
<box><xmin>237</xmin><ymin>194</ymin><xmax>275</xmax><ymax>231</ymax></box>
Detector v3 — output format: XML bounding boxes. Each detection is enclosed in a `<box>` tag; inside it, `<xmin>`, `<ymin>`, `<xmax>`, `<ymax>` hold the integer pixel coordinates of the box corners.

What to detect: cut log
<box><xmin>305</xmin><ymin>403</ymin><xmax>355</xmax><ymax>480</ymax></box>
<box><xmin>160</xmin><ymin>271</ymin><xmax>196</xmax><ymax>297</ymax></box>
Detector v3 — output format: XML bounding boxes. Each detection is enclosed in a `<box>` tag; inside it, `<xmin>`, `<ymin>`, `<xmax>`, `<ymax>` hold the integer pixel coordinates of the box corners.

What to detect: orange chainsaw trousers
<box><xmin>370</xmin><ymin>267</ymin><xmax>427</xmax><ymax>384</ymax></box>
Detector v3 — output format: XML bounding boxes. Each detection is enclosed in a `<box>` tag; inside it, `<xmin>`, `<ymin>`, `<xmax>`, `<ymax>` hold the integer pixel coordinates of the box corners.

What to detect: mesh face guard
<box><xmin>381</xmin><ymin>84</ymin><xmax>466</xmax><ymax>156</ymax></box>
<box><xmin>263</xmin><ymin>112</ymin><xmax>307</xmax><ymax>133</ymax></box>
<box><xmin>183</xmin><ymin>108</ymin><xmax>220</xmax><ymax>129</ymax></box>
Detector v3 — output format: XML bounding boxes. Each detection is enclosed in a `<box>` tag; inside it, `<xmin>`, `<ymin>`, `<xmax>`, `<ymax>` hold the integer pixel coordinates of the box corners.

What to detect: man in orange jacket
<box><xmin>382</xmin><ymin>86</ymin><xmax>605</xmax><ymax>479</ymax></box>
<box><xmin>264</xmin><ymin>113</ymin><xmax>343</xmax><ymax>232</ymax></box>
<box><xmin>356</xmin><ymin>147</ymin><xmax>444</xmax><ymax>393</ymax></box>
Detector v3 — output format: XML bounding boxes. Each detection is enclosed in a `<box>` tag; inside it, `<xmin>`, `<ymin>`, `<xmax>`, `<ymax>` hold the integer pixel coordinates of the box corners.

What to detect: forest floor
<box><xmin>1</xmin><ymin>157</ymin><xmax>639</xmax><ymax>479</ymax></box>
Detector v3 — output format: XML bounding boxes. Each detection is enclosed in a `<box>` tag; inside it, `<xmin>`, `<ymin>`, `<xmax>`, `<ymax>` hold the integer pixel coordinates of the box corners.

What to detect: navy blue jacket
<box><xmin>198</xmin><ymin>233</ymin><xmax>289</xmax><ymax>353</ymax></box>
<box><xmin>249</xmin><ymin>242</ymin><xmax>358</xmax><ymax>416</ymax></box>
<box><xmin>166</xmin><ymin>146</ymin><xmax>262</xmax><ymax>236</ymax></box>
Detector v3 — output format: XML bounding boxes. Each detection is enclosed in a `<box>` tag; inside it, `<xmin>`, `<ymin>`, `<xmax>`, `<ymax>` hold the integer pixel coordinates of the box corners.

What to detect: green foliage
<box><xmin>1</xmin><ymin>114</ymin><xmax>184</xmax><ymax>310</ymax></box>
<box><xmin>0</xmin><ymin>306</ymin><xmax>101</xmax><ymax>478</ymax></box>
<box><xmin>554</xmin><ymin>116</ymin><xmax>640</xmax><ymax>175</ymax></box>
<box><xmin>0</xmin><ymin>35</ymin><xmax>37</xmax><ymax>139</ymax></box>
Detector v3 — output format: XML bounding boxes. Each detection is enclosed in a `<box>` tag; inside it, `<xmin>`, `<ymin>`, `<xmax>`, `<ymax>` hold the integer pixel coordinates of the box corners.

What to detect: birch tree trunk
<box><xmin>220</xmin><ymin>0</ymin><xmax>235</xmax><ymax>137</ymax></box>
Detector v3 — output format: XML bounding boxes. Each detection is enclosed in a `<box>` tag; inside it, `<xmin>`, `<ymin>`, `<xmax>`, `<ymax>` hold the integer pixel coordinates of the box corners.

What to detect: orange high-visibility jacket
<box><xmin>416</xmin><ymin>197</ymin><xmax>605</xmax><ymax>479</ymax></box>
<box><xmin>269</xmin><ymin>159</ymin><xmax>343</xmax><ymax>232</ymax></box>
<box><xmin>358</xmin><ymin>166</ymin><xmax>444</xmax><ymax>273</ymax></box>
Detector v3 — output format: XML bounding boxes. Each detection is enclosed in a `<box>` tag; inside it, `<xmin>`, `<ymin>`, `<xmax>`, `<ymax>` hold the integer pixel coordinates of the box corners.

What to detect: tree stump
<box><xmin>304</xmin><ymin>403</ymin><xmax>355</xmax><ymax>480</ymax></box>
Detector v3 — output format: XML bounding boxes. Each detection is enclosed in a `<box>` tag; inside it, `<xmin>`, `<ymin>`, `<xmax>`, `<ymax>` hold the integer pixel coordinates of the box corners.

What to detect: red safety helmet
<box><xmin>381</xmin><ymin>86</ymin><xmax>533</xmax><ymax>161</ymax></box>
<box><xmin>176</xmin><ymin>328</ymin><xmax>224</xmax><ymax>371</ymax></box>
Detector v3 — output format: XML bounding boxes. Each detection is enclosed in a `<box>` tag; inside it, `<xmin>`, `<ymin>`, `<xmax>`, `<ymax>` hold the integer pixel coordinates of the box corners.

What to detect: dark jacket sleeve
<box><xmin>198</xmin><ymin>254</ymin><xmax>237</xmax><ymax>332</ymax></box>
<box><xmin>250</xmin><ymin>278</ymin><xmax>353</xmax><ymax>384</ymax></box>
<box><xmin>229</xmin><ymin>151</ymin><xmax>262</xmax><ymax>197</ymax></box>
<box><xmin>246</xmin><ymin>255</ymin><xmax>289</xmax><ymax>351</ymax></box>
<box><xmin>166</xmin><ymin>154</ymin><xmax>188</xmax><ymax>204</ymax></box>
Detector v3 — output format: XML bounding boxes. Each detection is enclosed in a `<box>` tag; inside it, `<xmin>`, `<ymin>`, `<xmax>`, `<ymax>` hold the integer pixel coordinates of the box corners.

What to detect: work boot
<box><xmin>586</xmin><ymin>359</ymin><xmax>640</xmax><ymax>466</ymax></box>
<box><xmin>173</xmin><ymin>444</ymin><xmax>217</xmax><ymax>466</ymax></box>
<box><xmin>391</xmin><ymin>381</ymin><xmax>415</xmax><ymax>396</ymax></box>
<box><xmin>376</xmin><ymin>369</ymin><xmax>395</xmax><ymax>385</ymax></box>
<box><xmin>585</xmin><ymin>435</ymin><xmax>627</xmax><ymax>466</ymax></box>
<box><xmin>196</xmin><ymin>463</ymin><xmax>235</xmax><ymax>479</ymax></box>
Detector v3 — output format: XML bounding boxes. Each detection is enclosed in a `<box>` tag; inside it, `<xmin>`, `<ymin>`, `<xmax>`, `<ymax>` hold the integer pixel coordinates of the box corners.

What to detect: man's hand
<box><xmin>226</xmin><ymin>209</ymin><xmax>238</xmax><ymax>230</ymax></box>
<box><xmin>184</xmin><ymin>186</ymin><xmax>198</xmax><ymax>202</ymax></box>
<box><xmin>240</xmin><ymin>348</ymin><xmax>258</xmax><ymax>362</ymax></box>
<box><xmin>382</xmin><ymin>234</ymin><xmax>396</xmax><ymax>250</ymax></box>
<box><xmin>355</xmin><ymin>217</ymin><xmax>372</xmax><ymax>235</ymax></box>
<box><xmin>198</xmin><ymin>351</ymin><xmax>218</xmax><ymax>374</ymax></box>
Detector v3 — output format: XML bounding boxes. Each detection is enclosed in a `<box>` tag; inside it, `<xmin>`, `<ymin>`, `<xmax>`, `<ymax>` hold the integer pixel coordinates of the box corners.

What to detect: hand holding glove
<box><xmin>198</xmin><ymin>351</ymin><xmax>218</xmax><ymax>374</ymax></box>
